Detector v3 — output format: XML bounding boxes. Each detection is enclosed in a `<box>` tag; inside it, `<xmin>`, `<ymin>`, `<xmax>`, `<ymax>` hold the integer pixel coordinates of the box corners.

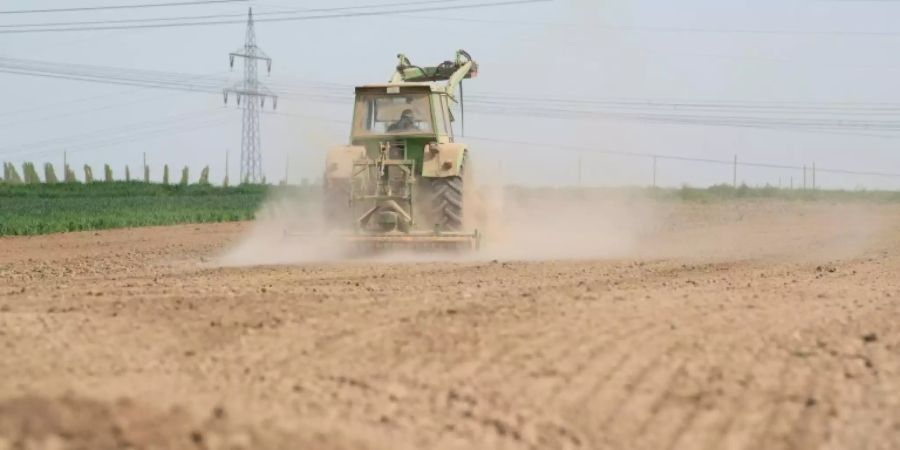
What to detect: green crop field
<box><xmin>0</xmin><ymin>182</ymin><xmax>270</xmax><ymax>236</ymax></box>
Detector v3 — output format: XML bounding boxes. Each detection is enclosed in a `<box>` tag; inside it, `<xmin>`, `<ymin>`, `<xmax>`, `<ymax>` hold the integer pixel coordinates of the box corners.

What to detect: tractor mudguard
<box><xmin>421</xmin><ymin>143</ymin><xmax>467</xmax><ymax>178</ymax></box>
<box><xmin>325</xmin><ymin>145</ymin><xmax>366</xmax><ymax>181</ymax></box>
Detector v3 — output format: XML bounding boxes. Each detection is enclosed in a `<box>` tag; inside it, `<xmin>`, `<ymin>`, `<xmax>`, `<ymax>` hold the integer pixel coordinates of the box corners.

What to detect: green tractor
<box><xmin>323</xmin><ymin>50</ymin><xmax>480</xmax><ymax>250</ymax></box>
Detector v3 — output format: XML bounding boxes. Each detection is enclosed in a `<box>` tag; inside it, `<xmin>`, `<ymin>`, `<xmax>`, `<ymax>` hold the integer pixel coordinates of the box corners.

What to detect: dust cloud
<box><xmin>470</xmin><ymin>185</ymin><xmax>663</xmax><ymax>260</ymax></box>
<box><xmin>628</xmin><ymin>200</ymin><xmax>888</xmax><ymax>263</ymax></box>
<box><xmin>215</xmin><ymin>184</ymin><xmax>666</xmax><ymax>266</ymax></box>
<box><xmin>215</xmin><ymin>188</ymin><xmax>344</xmax><ymax>267</ymax></box>
<box><xmin>216</xmin><ymin>183</ymin><xmax>889</xmax><ymax>267</ymax></box>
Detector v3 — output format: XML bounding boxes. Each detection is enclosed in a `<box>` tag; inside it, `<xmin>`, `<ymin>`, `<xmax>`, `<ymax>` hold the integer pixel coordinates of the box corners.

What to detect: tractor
<box><xmin>322</xmin><ymin>50</ymin><xmax>480</xmax><ymax>251</ymax></box>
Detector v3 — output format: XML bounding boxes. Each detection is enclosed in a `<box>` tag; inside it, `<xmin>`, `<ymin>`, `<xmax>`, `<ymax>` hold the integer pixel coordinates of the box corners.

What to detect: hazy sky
<box><xmin>1</xmin><ymin>0</ymin><xmax>899</xmax><ymax>189</ymax></box>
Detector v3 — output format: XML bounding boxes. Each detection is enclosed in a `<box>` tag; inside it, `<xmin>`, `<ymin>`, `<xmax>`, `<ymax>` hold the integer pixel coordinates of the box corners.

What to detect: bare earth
<box><xmin>1</xmin><ymin>200</ymin><xmax>899</xmax><ymax>450</ymax></box>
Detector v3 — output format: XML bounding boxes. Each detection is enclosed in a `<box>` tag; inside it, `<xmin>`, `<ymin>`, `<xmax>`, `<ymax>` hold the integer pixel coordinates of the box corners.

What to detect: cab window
<box><xmin>353</xmin><ymin>93</ymin><xmax>433</xmax><ymax>137</ymax></box>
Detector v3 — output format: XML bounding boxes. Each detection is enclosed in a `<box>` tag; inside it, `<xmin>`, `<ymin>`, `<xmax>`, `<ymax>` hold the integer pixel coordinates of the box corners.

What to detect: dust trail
<box><xmin>216</xmin><ymin>182</ymin><xmax>888</xmax><ymax>267</ymax></box>
<box><xmin>215</xmin><ymin>184</ymin><xmax>665</xmax><ymax>266</ymax></box>
<box><xmin>471</xmin><ymin>186</ymin><xmax>664</xmax><ymax>260</ymax></box>
<box><xmin>631</xmin><ymin>201</ymin><xmax>889</xmax><ymax>262</ymax></box>
<box><xmin>214</xmin><ymin>187</ymin><xmax>345</xmax><ymax>267</ymax></box>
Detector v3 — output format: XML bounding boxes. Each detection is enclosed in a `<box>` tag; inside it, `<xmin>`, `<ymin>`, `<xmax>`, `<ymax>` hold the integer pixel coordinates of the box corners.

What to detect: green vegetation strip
<box><xmin>0</xmin><ymin>182</ymin><xmax>269</xmax><ymax>236</ymax></box>
<box><xmin>657</xmin><ymin>184</ymin><xmax>900</xmax><ymax>202</ymax></box>
<box><xmin>2</xmin><ymin>182</ymin><xmax>898</xmax><ymax>237</ymax></box>
<box><xmin>509</xmin><ymin>184</ymin><xmax>900</xmax><ymax>203</ymax></box>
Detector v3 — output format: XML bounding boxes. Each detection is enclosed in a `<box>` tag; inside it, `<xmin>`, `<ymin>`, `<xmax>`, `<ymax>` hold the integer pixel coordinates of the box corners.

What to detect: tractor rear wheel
<box><xmin>430</xmin><ymin>175</ymin><xmax>464</xmax><ymax>231</ymax></box>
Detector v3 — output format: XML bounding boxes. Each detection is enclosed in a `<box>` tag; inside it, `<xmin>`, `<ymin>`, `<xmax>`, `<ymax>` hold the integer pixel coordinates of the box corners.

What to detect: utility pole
<box><xmin>802</xmin><ymin>165</ymin><xmax>807</xmax><ymax>189</ymax></box>
<box><xmin>732</xmin><ymin>154</ymin><xmax>738</xmax><ymax>187</ymax></box>
<box><xmin>224</xmin><ymin>8</ymin><xmax>277</xmax><ymax>185</ymax></box>
<box><xmin>284</xmin><ymin>154</ymin><xmax>289</xmax><ymax>185</ymax></box>
<box><xmin>652</xmin><ymin>156</ymin><xmax>657</xmax><ymax>188</ymax></box>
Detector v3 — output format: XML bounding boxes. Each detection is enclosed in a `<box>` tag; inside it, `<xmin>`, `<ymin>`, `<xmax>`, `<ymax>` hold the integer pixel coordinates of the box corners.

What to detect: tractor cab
<box><xmin>351</xmin><ymin>84</ymin><xmax>454</xmax><ymax>144</ymax></box>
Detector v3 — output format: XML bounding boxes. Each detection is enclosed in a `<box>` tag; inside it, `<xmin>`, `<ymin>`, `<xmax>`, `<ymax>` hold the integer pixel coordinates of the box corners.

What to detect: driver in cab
<box><xmin>388</xmin><ymin>109</ymin><xmax>419</xmax><ymax>132</ymax></box>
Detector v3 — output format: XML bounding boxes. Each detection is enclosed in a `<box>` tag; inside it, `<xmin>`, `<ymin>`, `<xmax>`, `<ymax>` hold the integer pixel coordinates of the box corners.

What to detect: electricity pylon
<box><xmin>224</xmin><ymin>8</ymin><xmax>277</xmax><ymax>184</ymax></box>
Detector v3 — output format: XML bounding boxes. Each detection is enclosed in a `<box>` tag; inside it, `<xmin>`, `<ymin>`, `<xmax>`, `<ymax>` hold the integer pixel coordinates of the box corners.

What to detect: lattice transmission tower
<box><xmin>224</xmin><ymin>8</ymin><xmax>277</xmax><ymax>184</ymax></box>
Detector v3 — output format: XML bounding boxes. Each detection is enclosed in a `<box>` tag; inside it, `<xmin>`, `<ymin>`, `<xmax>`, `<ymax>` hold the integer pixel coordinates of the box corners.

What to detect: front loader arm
<box><xmin>389</xmin><ymin>49</ymin><xmax>478</xmax><ymax>98</ymax></box>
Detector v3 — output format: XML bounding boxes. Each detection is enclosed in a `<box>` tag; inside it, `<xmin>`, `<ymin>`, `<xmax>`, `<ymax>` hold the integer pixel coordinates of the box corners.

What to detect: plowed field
<box><xmin>1</xmin><ymin>200</ymin><xmax>899</xmax><ymax>450</ymax></box>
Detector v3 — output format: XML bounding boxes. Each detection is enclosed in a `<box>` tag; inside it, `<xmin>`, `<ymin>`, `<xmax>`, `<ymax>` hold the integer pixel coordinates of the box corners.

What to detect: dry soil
<box><xmin>1</xmin><ymin>200</ymin><xmax>899</xmax><ymax>450</ymax></box>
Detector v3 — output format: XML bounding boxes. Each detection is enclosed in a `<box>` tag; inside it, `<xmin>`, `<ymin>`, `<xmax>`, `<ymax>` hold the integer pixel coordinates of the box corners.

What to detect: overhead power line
<box><xmin>465</xmin><ymin>136</ymin><xmax>900</xmax><ymax>179</ymax></box>
<box><xmin>3</xmin><ymin>65</ymin><xmax>900</xmax><ymax>138</ymax></box>
<box><xmin>5</xmin><ymin>108</ymin><xmax>898</xmax><ymax>182</ymax></box>
<box><xmin>0</xmin><ymin>108</ymin><xmax>230</xmax><ymax>159</ymax></box>
<box><xmin>0</xmin><ymin>68</ymin><xmax>221</xmax><ymax>93</ymax></box>
<box><xmin>4</xmin><ymin>56</ymin><xmax>900</xmax><ymax>138</ymax></box>
<box><xmin>0</xmin><ymin>0</ymin><xmax>460</xmax><ymax>28</ymax></box>
<box><xmin>0</xmin><ymin>0</ymin><xmax>246</xmax><ymax>15</ymax></box>
<box><xmin>411</xmin><ymin>15</ymin><xmax>900</xmax><ymax>37</ymax></box>
<box><xmin>5</xmin><ymin>1</ymin><xmax>897</xmax><ymax>39</ymax></box>
<box><xmin>0</xmin><ymin>57</ymin><xmax>229</xmax><ymax>93</ymax></box>
<box><xmin>14</xmin><ymin>117</ymin><xmax>231</xmax><ymax>161</ymax></box>
<box><xmin>0</xmin><ymin>0</ymin><xmax>466</xmax><ymax>28</ymax></box>
<box><xmin>0</xmin><ymin>0</ymin><xmax>553</xmax><ymax>33</ymax></box>
<box><xmin>0</xmin><ymin>67</ymin><xmax>229</xmax><ymax>120</ymax></box>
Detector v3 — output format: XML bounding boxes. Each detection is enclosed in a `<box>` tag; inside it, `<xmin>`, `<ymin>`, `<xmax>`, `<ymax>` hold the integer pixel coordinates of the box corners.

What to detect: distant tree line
<box><xmin>1</xmin><ymin>161</ymin><xmax>218</xmax><ymax>186</ymax></box>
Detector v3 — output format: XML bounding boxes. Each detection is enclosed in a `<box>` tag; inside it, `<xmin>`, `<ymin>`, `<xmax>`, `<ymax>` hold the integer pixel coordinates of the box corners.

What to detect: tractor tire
<box><xmin>430</xmin><ymin>175</ymin><xmax>464</xmax><ymax>232</ymax></box>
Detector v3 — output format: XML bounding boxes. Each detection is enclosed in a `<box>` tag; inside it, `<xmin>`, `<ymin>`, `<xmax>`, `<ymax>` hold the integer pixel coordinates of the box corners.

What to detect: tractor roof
<box><xmin>355</xmin><ymin>83</ymin><xmax>444</xmax><ymax>93</ymax></box>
